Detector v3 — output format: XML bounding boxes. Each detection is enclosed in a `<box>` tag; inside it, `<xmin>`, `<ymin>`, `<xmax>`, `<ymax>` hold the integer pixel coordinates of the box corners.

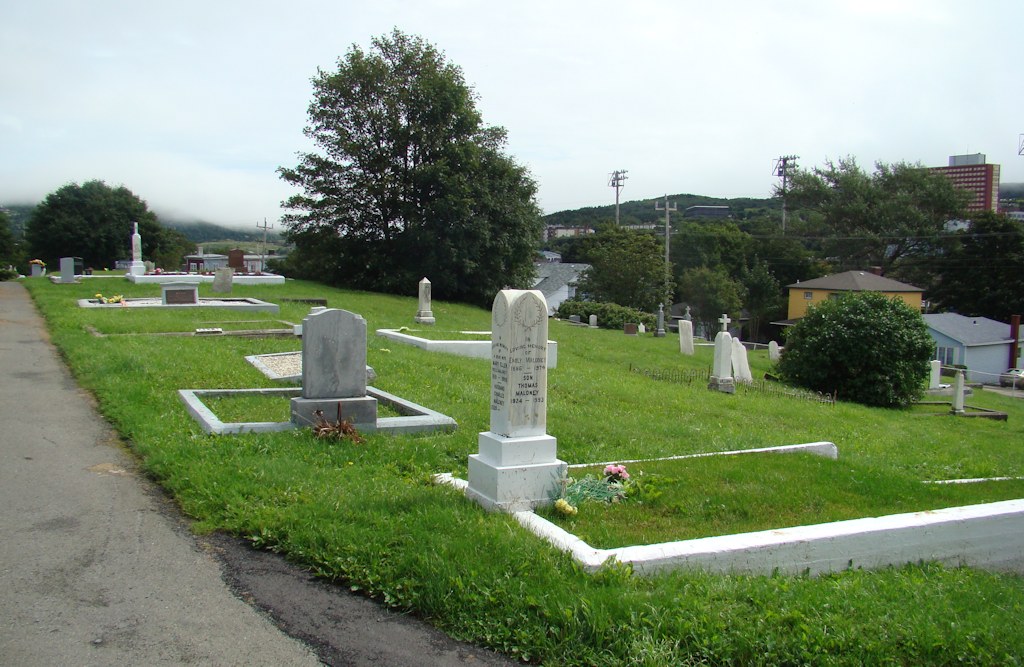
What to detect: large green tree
<box><xmin>784</xmin><ymin>158</ymin><xmax>968</xmax><ymax>275</ymax></box>
<box><xmin>575</xmin><ymin>227</ymin><xmax>670</xmax><ymax>312</ymax></box>
<box><xmin>926</xmin><ymin>212</ymin><xmax>1024</xmax><ymax>320</ymax></box>
<box><xmin>25</xmin><ymin>181</ymin><xmax>190</xmax><ymax>270</ymax></box>
<box><xmin>0</xmin><ymin>210</ymin><xmax>14</xmax><ymax>263</ymax></box>
<box><xmin>675</xmin><ymin>266</ymin><xmax>745</xmax><ymax>338</ymax></box>
<box><xmin>278</xmin><ymin>30</ymin><xmax>542</xmax><ymax>306</ymax></box>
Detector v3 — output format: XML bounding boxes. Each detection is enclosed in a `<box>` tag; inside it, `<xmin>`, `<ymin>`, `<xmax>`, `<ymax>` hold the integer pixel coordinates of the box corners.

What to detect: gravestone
<box><xmin>30</xmin><ymin>264</ymin><xmax>44</xmax><ymax>277</ymax></box>
<box><xmin>678</xmin><ymin>319</ymin><xmax>694</xmax><ymax>355</ymax></box>
<box><xmin>568</xmin><ymin>314</ymin><xmax>581</xmax><ymax>324</ymax></box>
<box><xmin>414</xmin><ymin>277</ymin><xmax>435</xmax><ymax>325</ymax></box>
<box><xmin>227</xmin><ymin>248</ymin><xmax>245</xmax><ymax>271</ymax></box>
<box><xmin>624</xmin><ymin>323</ymin><xmax>638</xmax><ymax>336</ymax></box>
<box><xmin>655</xmin><ymin>304</ymin><xmax>666</xmax><ymax>338</ymax></box>
<box><xmin>588</xmin><ymin>314</ymin><xmax>598</xmax><ymax>328</ymax></box>
<box><xmin>128</xmin><ymin>222</ymin><xmax>146</xmax><ymax>277</ymax></box>
<box><xmin>293</xmin><ymin>305</ymin><xmax>327</xmax><ymax>336</ymax></box>
<box><xmin>731</xmin><ymin>338</ymin><xmax>754</xmax><ymax>384</ymax></box>
<box><xmin>466</xmin><ymin>290</ymin><xmax>566</xmax><ymax>512</ymax></box>
<box><xmin>290</xmin><ymin>309</ymin><xmax>378</xmax><ymax>429</ymax></box>
<box><xmin>929</xmin><ymin>359</ymin><xmax>942</xmax><ymax>390</ymax></box>
<box><xmin>708</xmin><ymin>314</ymin><xmax>735</xmax><ymax>393</ymax></box>
<box><xmin>638</xmin><ymin>323</ymin><xmax>646</xmax><ymax>335</ymax></box>
<box><xmin>211</xmin><ymin>267</ymin><xmax>233</xmax><ymax>293</ymax></box>
<box><xmin>161</xmin><ymin>282</ymin><xmax>199</xmax><ymax>305</ymax></box>
<box><xmin>768</xmin><ymin>340</ymin><xmax>782</xmax><ymax>362</ymax></box>
<box><xmin>952</xmin><ymin>369</ymin><xmax>966</xmax><ymax>415</ymax></box>
<box><xmin>59</xmin><ymin>257</ymin><xmax>76</xmax><ymax>284</ymax></box>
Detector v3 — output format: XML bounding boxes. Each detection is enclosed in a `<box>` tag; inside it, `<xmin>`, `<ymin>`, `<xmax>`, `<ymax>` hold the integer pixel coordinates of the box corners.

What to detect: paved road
<box><xmin>0</xmin><ymin>281</ymin><xmax>513</xmax><ymax>666</ymax></box>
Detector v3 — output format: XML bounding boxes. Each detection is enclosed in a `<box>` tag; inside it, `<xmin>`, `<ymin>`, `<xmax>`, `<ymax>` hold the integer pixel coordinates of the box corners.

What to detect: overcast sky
<box><xmin>2</xmin><ymin>1</ymin><xmax>1022</xmax><ymax>228</ymax></box>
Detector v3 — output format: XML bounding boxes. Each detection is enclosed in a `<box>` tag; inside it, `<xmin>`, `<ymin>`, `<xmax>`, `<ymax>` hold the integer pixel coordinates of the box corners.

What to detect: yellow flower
<box><xmin>554</xmin><ymin>498</ymin><xmax>578</xmax><ymax>516</ymax></box>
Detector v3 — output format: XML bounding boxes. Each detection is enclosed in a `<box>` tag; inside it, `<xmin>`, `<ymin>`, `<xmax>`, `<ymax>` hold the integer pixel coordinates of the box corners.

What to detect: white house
<box><xmin>533</xmin><ymin>262</ymin><xmax>589</xmax><ymax>316</ymax></box>
<box><xmin>923</xmin><ymin>313</ymin><xmax>1022</xmax><ymax>383</ymax></box>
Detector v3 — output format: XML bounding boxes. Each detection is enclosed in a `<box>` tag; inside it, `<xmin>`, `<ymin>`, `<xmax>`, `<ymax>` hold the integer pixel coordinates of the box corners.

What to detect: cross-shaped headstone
<box><xmin>719</xmin><ymin>313</ymin><xmax>731</xmax><ymax>331</ymax></box>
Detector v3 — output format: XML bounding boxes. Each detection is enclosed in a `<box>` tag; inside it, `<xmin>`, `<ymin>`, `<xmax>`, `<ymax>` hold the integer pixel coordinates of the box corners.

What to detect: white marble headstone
<box><xmin>731</xmin><ymin>338</ymin><xmax>754</xmax><ymax>384</ymax></box>
<box><xmin>768</xmin><ymin>340</ymin><xmax>781</xmax><ymax>362</ymax></box>
<box><xmin>929</xmin><ymin>359</ymin><xmax>941</xmax><ymax>390</ymax></box>
<box><xmin>415</xmin><ymin>277</ymin><xmax>435</xmax><ymax>325</ymax></box>
<box><xmin>488</xmin><ymin>290</ymin><xmax>548</xmax><ymax>438</ymax></box>
<box><xmin>678</xmin><ymin>320</ymin><xmax>694</xmax><ymax>355</ymax></box>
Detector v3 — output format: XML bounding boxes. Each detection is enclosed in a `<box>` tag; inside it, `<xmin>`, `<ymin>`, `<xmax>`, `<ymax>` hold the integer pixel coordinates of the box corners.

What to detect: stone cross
<box><xmin>467</xmin><ymin>290</ymin><xmax>566</xmax><ymax>512</ymax></box>
<box><xmin>719</xmin><ymin>313</ymin><xmax>731</xmax><ymax>332</ymax></box>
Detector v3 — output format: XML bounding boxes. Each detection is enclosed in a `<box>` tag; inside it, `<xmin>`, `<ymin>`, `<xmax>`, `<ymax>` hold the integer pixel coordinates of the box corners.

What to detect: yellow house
<box><xmin>785</xmin><ymin>271</ymin><xmax>924</xmax><ymax>320</ymax></box>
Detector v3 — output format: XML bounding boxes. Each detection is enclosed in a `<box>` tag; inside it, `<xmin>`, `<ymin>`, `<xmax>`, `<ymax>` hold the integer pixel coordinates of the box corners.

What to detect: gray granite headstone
<box><xmin>588</xmin><ymin>314</ymin><xmax>598</xmax><ymax>328</ymax></box>
<box><xmin>290</xmin><ymin>308</ymin><xmax>377</xmax><ymax>428</ymax></box>
<box><xmin>59</xmin><ymin>257</ymin><xmax>75</xmax><ymax>283</ymax></box>
<box><xmin>211</xmin><ymin>267</ymin><xmax>233</xmax><ymax>293</ymax></box>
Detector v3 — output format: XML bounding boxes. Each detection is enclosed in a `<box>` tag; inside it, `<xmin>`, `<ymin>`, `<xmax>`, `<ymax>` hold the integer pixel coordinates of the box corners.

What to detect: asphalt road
<box><xmin>0</xmin><ymin>281</ymin><xmax>514</xmax><ymax>666</ymax></box>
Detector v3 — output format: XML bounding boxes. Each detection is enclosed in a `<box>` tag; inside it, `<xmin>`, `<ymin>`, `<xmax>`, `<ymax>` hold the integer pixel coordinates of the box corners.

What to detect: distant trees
<box><xmin>278</xmin><ymin>29</ymin><xmax>542</xmax><ymax>306</ymax></box>
<box><xmin>574</xmin><ymin>227</ymin><xmax>670</xmax><ymax>312</ymax></box>
<box><xmin>25</xmin><ymin>180</ymin><xmax>192</xmax><ymax>270</ymax></box>
<box><xmin>675</xmin><ymin>267</ymin><xmax>745</xmax><ymax>337</ymax></box>
<box><xmin>778</xmin><ymin>292</ymin><xmax>934</xmax><ymax>408</ymax></box>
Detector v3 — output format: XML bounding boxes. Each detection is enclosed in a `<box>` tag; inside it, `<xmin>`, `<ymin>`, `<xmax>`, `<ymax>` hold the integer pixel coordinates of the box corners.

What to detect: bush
<box><xmin>777</xmin><ymin>292</ymin><xmax>934</xmax><ymax>407</ymax></box>
<box><xmin>0</xmin><ymin>267</ymin><xmax>18</xmax><ymax>282</ymax></box>
<box><xmin>556</xmin><ymin>300</ymin><xmax>656</xmax><ymax>331</ymax></box>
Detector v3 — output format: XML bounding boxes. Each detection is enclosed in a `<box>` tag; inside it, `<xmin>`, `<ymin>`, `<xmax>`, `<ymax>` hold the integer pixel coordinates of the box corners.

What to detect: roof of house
<box><xmin>533</xmin><ymin>262</ymin><xmax>589</xmax><ymax>298</ymax></box>
<box><xmin>787</xmin><ymin>271</ymin><xmax>922</xmax><ymax>293</ymax></box>
<box><xmin>923</xmin><ymin>313</ymin><xmax>1014</xmax><ymax>346</ymax></box>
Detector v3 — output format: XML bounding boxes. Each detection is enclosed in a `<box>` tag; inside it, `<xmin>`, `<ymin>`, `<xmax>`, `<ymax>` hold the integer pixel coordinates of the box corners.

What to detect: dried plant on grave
<box><xmin>311</xmin><ymin>405</ymin><xmax>365</xmax><ymax>444</ymax></box>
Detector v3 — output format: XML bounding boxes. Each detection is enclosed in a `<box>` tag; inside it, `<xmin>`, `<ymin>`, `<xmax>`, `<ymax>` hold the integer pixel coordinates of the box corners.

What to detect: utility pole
<box><xmin>772</xmin><ymin>155</ymin><xmax>799</xmax><ymax>234</ymax></box>
<box><xmin>256</xmin><ymin>218</ymin><xmax>273</xmax><ymax>274</ymax></box>
<box><xmin>608</xmin><ymin>170</ymin><xmax>628</xmax><ymax>225</ymax></box>
<box><xmin>655</xmin><ymin>194</ymin><xmax>677</xmax><ymax>302</ymax></box>
<box><xmin>1019</xmin><ymin>134</ymin><xmax>1024</xmax><ymax>156</ymax></box>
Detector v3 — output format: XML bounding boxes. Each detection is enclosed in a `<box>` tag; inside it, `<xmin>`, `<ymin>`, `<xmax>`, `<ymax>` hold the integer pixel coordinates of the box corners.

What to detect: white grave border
<box><xmin>436</xmin><ymin>442</ymin><xmax>1024</xmax><ymax>576</ymax></box>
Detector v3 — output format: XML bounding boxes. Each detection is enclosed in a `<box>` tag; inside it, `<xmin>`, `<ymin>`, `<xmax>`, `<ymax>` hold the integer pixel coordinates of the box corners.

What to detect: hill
<box><xmin>544</xmin><ymin>193</ymin><xmax>780</xmax><ymax>228</ymax></box>
<box><xmin>161</xmin><ymin>219</ymin><xmax>281</xmax><ymax>244</ymax></box>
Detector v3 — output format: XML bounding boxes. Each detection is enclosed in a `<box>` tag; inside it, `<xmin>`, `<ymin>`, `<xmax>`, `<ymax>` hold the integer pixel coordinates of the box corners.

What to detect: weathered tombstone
<box><xmin>678</xmin><ymin>319</ymin><xmax>694</xmax><ymax>355</ymax></box>
<box><xmin>161</xmin><ymin>282</ymin><xmax>199</xmax><ymax>305</ymax></box>
<box><xmin>731</xmin><ymin>338</ymin><xmax>754</xmax><ymax>384</ymax></box>
<box><xmin>655</xmin><ymin>303</ymin><xmax>666</xmax><ymax>338</ymax></box>
<box><xmin>293</xmin><ymin>305</ymin><xmax>327</xmax><ymax>336</ymax></box>
<box><xmin>929</xmin><ymin>359</ymin><xmax>942</xmax><ymax>390</ymax></box>
<box><xmin>708</xmin><ymin>314</ymin><xmax>735</xmax><ymax>393</ymax></box>
<box><xmin>30</xmin><ymin>263</ymin><xmax>44</xmax><ymax>277</ymax></box>
<box><xmin>568</xmin><ymin>314</ymin><xmax>581</xmax><ymax>324</ymax></box>
<box><xmin>414</xmin><ymin>277</ymin><xmax>435</xmax><ymax>325</ymax></box>
<box><xmin>290</xmin><ymin>309</ymin><xmax>378</xmax><ymax>430</ymax></box>
<box><xmin>588</xmin><ymin>314</ymin><xmax>598</xmax><ymax>328</ymax></box>
<box><xmin>227</xmin><ymin>248</ymin><xmax>245</xmax><ymax>271</ymax></box>
<box><xmin>638</xmin><ymin>323</ymin><xmax>647</xmax><ymax>335</ymax></box>
<box><xmin>623</xmin><ymin>323</ymin><xmax>638</xmax><ymax>336</ymax></box>
<box><xmin>211</xmin><ymin>267</ymin><xmax>233</xmax><ymax>293</ymax></box>
<box><xmin>466</xmin><ymin>290</ymin><xmax>566</xmax><ymax>512</ymax></box>
<box><xmin>768</xmin><ymin>340</ymin><xmax>782</xmax><ymax>362</ymax></box>
<box><xmin>59</xmin><ymin>257</ymin><xmax>76</xmax><ymax>284</ymax></box>
<box><xmin>952</xmin><ymin>369</ymin><xmax>966</xmax><ymax>415</ymax></box>
<box><xmin>128</xmin><ymin>222</ymin><xmax>146</xmax><ymax>276</ymax></box>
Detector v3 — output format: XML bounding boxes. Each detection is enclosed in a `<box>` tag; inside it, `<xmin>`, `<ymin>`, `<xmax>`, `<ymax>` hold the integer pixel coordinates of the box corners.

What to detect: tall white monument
<box><xmin>128</xmin><ymin>222</ymin><xmax>146</xmax><ymax>277</ymax></box>
<box><xmin>467</xmin><ymin>290</ymin><xmax>566</xmax><ymax>512</ymax></box>
<box><xmin>414</xmin><ymin>277</ymin><xmax>435</xmax><ymax>325</ymax></box>
<box><xmin>708</xmin><ymin>314</ymin><xmax>735</xmax><ymax>393</ymax></box>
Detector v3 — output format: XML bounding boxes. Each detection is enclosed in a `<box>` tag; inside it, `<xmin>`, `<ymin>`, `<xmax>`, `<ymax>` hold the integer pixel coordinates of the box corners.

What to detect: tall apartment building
<box><xmin>929</xmin><ymin>153</ymin><xmax>1000</xmax><ymax>213</ymax></box>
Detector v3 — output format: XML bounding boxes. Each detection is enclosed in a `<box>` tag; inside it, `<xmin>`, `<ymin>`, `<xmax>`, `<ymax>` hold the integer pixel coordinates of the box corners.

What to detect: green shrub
<box><xmin>777</xmin><ymin>292</ymin><xmax>933</xmax><ymax>407</ymax></box>
<box><xmin>0</xmin><ymin>267</ymin><xmax>18</xmax><ymax>282</ymax></box>
<box><xmin>556</xmin><ymin>299</ymin><xmax>656</xmax><ymax>331</ymax></box>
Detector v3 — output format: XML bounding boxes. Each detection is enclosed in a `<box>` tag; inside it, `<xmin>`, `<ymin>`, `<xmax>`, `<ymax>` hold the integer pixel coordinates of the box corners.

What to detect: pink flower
<box><xmin>603</xmin><ymin>464</ymin><xmax>629</xmax><ymax>481</ymax></box>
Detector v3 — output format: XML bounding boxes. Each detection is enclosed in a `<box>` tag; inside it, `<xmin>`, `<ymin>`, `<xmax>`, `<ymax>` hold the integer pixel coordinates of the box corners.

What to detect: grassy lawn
<box><xmin>25</xmin><ymin>277</ymin><xmax>1024</xmax><ymax>665</ymax></box>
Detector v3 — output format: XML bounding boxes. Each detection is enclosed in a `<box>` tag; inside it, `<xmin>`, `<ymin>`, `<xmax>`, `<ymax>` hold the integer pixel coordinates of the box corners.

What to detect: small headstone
<box><xmin>624</xmin><ymin>323</ymin><xmax>638</xmax><ymax>336</ymax></box>
<box><xmin>731</xmin><ymin>338</ymin><xmax>754</xmax><ymax>384</ymax></box>
<box><xmin>467</xmin><ymin>290</ymin><xmax>566</xmax><ymax>512</ymax></box>
<box><xmin>569</xmin><ymin>314</ymin><xmax>581</xmax><ymax>324</ymax></box>
<box><xmin>638</xmin><ymin>323</ymin><xmax>646</xmax><ymax>335</ymax></box>
<box><xmin>162</xmin><ymin>282</ymin><xmax>199</xmax><ymax>305</ymax></box>
<box><xmin>59</xmin><ymin>257</ymin><xmax>76</xmax><ymax>284</ymax></box>
<box><xmin>227</xmin><ymin>248</ymin><xmax>245</xmax><ymax>271</ymax></box>
<box><xmin>678</xmin><ymin>319</ymin><xmax>694</xmax><ymax>355</ymax></box>
<box><xmin>414</xmin><ymin>277</ymin><xmax>436</xmax><ymax>325</ymax></box>
<box><xmin>708</xmin><ymin>324</ymin><xmax>735</xmax><ymax>394</ymax></box>
<box><xmin>952</xmin><ymin>370</ymin><xmax>966</xmax><ymax>415</ymax></box>
<box><xmin>929</xmin><ymin>359</ymin><xmax>942</xmax><ymax>390</ymax></box>
<box><xmin>129</xmin><ymin>222</ymin><xmax>146</xmax><ymax>276</ymax></box>
<box><xmin>290</xmin><ymin>309</ymin><xmax>378</xmax><ymax>429</ymax></box>
<box><xmin>655</xmin><ymin>304</ymin><xmax>666</xmax><ymax>338</ymax></box>
<box><xmin>211</xmin><ymin>267</ymin><xmax>233</xmax><ymax>293</ymax></box>
<box><xmin>588</xmin><ymin>314</ymin><xmax>598</xmax><ymax>328</ymax></box>
<box><xmin>768</xmin><ymin>340</ymin><xmax>782</xmax><ymax>362</ymax></box>
<box><xmin>683</xmin><ymin>305</ymin><xmax>692</xmax><ymax>321</ymax></box>
<box><xmin>30</xmin><ymin>264</ymin><xmax>44</xmax><ymax>277</ymax></box>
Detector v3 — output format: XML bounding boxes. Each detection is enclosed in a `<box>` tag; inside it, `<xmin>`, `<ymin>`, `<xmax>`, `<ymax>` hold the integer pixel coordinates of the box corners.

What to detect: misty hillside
<box><xmin>160</xmin><ymin>219</ymin><xmax>281</xmax><ymax>244</ymax></box>
<box><xmin>544</xmin><ymin>193</ymin><xmax>780</xmax><ymax>228</ymax></box>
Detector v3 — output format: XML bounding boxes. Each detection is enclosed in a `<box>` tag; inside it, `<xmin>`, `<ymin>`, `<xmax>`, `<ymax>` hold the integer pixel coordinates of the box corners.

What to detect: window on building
<box><xmin>936</xmin><ymin>346</ymin><xmax>956</xmax><ymax>366</ymax></box>
<box><xmin>804</xmin><ymin>291</ymin><xmax>813</xmax><ymax>300</ymax></box>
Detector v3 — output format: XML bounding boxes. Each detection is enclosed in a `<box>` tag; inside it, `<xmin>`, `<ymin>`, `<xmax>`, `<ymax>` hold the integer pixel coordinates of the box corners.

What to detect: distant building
<box><xmin>546</xmin><ymin>226</ymin><xmax>594</xmax><ymax>240</ymax></box>
<box><xmin>184</xmin><ymin>246</ymin><xmax>228</xmax><ymax>272</ymax></box>
<box><xmin>929</xmin><ymin>153</ymin><xmax>1000</xmax><ymax>214</ymax></box>
<box><xmin>924</xmin><ymin>313</ymin><xmax>1022</xmax><ymax>383</ymax></box>
<box><xmin>533</xmin><ymin>262</ymin><xmax>589</xmax><ymax>316</ymax></box>
<box><xmin>776</xmin><ymin>270</ymin><xmax>924</xmax><ymax>324</ymax></box>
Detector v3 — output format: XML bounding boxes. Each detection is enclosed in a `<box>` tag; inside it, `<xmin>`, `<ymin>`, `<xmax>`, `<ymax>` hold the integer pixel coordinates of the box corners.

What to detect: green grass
<box><xmin>24</xmin><ymin>276</ymin><xmax>1024</xmax><ymax>665</ymax></box>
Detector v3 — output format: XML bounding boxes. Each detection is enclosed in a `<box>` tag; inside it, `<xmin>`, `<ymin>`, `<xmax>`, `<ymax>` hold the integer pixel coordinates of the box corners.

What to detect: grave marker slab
<box><xmin>414</xmin><ymin>277</ymin><xmax>436</xmax><ymax>325</ymax></box>
<box><xmin>624</xmin><ymin>323</ymin><xmax>638</xmax><ymax>336</ymax></box>
<box><xmin>769</xmin><ymin>340</ymin><xmax>782</xmax><ymax>362</ymax></box>
<box><xmin>678</xmin><ymin>320</ymin><xmax>694</xmax><ymax>355</ymax></box>
<box><xmin>732</xmin><ymin>338</ymin><xmax>754</xmax><ymax>384</ymax></box>
<box><xmin>161</xmin><ymin>282</ymin><xmax>199</xmax><ymax>305</ymax></box>
<box><xmin>211</xmin><ymin>267</ymin><xmax>233</xmax><ymax>293</ymax></box>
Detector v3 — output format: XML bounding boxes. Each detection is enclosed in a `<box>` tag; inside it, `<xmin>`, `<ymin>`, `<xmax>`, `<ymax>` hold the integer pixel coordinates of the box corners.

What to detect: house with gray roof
<box><xmin>923</xmin><ymin>313</ymin><xmax>1022</xmax><ymax>383</ymax></box>
<box><xmin>533</xmin><ymin>262</ymin><xmax>590</xmax><ymax>316</ymax></box>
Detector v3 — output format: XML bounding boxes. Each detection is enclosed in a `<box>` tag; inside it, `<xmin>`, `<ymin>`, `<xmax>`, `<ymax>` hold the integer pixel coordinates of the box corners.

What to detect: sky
<box><xmin>2</xmin><ymin>0</ymin><xmax>1022</xmax><ymax>228</ymax></box>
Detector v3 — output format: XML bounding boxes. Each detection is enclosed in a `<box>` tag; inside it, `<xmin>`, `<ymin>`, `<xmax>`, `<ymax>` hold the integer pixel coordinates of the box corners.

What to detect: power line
<box><xmin>772</xmin><ymin>155</ymin><xmax>799</xmax><ymax>234</ymax></box>
<box><xmin>608</xmin><ymin>170</ymin><xmax>628</xmax><ymax>225</ymax></box>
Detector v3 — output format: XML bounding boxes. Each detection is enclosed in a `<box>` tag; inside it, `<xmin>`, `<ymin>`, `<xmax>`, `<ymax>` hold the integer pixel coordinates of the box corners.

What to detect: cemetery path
<box><xmin>0</xmin><ymin>282</ymin><xmax>514</xmax><ymax>667</ymax></box>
